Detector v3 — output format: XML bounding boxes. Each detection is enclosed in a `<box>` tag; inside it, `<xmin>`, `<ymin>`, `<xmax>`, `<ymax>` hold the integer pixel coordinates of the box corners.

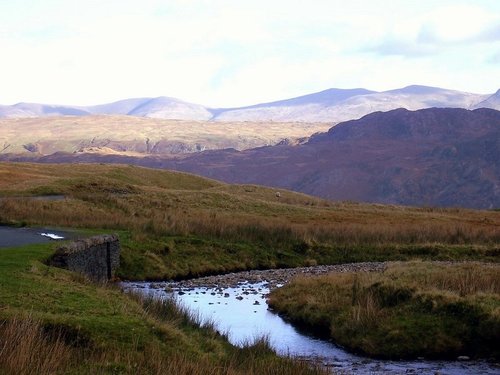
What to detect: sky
<box><xmin>0</xmin><ymin>0</ymin><xmax>499</xmax><ymax>107</ymax></box>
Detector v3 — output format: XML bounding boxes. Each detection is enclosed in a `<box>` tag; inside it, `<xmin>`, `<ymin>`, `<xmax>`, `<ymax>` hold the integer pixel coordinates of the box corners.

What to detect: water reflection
<box><xmin>124</xmin><ymin>281</ymin><xmax>499</xmax><ymax>375</ymax></box>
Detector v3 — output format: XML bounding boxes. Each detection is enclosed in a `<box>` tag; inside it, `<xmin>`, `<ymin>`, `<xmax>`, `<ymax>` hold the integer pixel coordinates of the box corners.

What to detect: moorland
<box><xmin>0</xmin><ymin>162</ymin><xmax>499</xmax><ymax>373</ymax></box>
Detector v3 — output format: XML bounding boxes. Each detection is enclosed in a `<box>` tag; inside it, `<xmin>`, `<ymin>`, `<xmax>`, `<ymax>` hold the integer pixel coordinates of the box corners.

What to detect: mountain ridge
<box><xmin>1</xmin><ymin>85</ymin><xmax>496</xmax><ymax>122</ymax></box>
<box><xmin>160</xmin><ymin>107</ymin><xmax>500</xmax><ymax>209</ymax></box>
<box><xmin>5</xmin><ymin>107</ymin><xmax>497</xmax><ymax>209</ymax></box>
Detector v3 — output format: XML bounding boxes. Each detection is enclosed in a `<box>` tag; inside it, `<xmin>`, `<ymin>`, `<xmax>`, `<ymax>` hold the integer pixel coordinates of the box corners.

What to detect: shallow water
<box><xmin>124</xmin><ymin>280</ymin><xmax>499</xmax><ymax>374</ymax></box>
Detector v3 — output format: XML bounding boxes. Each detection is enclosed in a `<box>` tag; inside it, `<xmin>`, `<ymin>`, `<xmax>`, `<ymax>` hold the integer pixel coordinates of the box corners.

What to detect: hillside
<box><xmin>2</xmin><ymin>163</ymin><xmax>498</xmax><ymax>373</ymax></box>
<box><xmin>1</xmin><ymin>162</ymin><xmax>499</xmax><ymax>281</ymax></box>
<box><xmin>0</xmin><ymin>162</ymin><xmax>332</xmax><ymax>374</ymax></box>
<box><xmin>0</xmin><ymin>85</ymin><xmax>496</xmax><ymax>122</ymax></box>
<box><xmin>8</xmin><ymin>108</ymin><xmax>498</xmax><ymax>209</ymax></box>
<box><xmin>0</xmin><ymin>115</ymin><xmax>330</xmax><ymax>155</ymax></box>
<box><xmin>159</xmin><ymin>107</ymin><xmax>500</xmax><ymax>209</ymax></box>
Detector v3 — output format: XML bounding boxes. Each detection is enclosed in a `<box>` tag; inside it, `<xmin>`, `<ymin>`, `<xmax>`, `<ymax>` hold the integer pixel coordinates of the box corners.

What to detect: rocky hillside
<box><xmin>162</xmin><ymin>107</ymin><xmax>499</xmax><ymax>209</ymax></box>
<box><xmin>3</xmin><ymin>108</ymin><xmax>499</xmax><ymax>209</ymax></box>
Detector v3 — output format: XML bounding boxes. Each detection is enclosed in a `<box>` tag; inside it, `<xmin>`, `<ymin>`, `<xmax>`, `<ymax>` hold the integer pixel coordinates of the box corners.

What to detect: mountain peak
<box><xmin>0</xmin><ymin>85</ymin><xmax>496</xmax><ymax>121</ymax></box>
<box><xmin>471</xmin><ymin>88</ymin><xmax>500</xmax><ymax>110</ymax></box>
<box><xmin>386</xmin><ymin>85</ymin><xmax>446</xmax><ymax>95</ymax></box>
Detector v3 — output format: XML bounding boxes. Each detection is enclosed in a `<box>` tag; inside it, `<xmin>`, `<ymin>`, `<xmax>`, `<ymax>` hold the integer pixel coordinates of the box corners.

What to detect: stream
<box><xmin>123</xmin><ymin>268</ymin><xmax>499</xmax><ymax>375</ymax></box>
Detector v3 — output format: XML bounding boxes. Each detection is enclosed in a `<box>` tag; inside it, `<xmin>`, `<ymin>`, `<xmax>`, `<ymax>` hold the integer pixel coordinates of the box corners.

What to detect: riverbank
<box><xmin>124</xmin><ymin>261</ymin><xmax>500</xmax><ymax>375</ymax></box>
<box><xmin>0</xmin><ymin>243</ymin><xmax>327</xmax><ymax>375</ymax></box>
<box><xmin>268</xmin><ymin>261</ymin><xmax>500</xmax><ymax>361</ymax></box>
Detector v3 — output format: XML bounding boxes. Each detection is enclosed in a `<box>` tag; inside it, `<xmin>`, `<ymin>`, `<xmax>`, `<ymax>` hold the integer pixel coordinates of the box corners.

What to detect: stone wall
<box><xmin>48</xmin><ymin>234</ymin><xmax>120</xmax><ymax>282</ymax></box>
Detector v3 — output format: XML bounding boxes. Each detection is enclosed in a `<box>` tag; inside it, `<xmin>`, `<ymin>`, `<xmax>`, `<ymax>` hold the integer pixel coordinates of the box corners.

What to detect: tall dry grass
<box><xmin>0</xmin><ymin>300</ymin><xmax>328</xmax><ymax>375</ymax></box>
<box><xmin>387</xmin><ymin>262</ymin><xmax>500</xmax><ymax>297</ymax></box>
<box><xmin>0</xmin><ymin>316</ymin><xmax>71</xmax><ymax>375</ymax></box>
<box><xmin>269</xmin><ymin>262</ymin><xmax>500</xmax><ymax>359</ymax></box>
<box><xmin>1</xmin><ymin>196</ymin><xmax>499</xmax><ymax>247</ymax></box>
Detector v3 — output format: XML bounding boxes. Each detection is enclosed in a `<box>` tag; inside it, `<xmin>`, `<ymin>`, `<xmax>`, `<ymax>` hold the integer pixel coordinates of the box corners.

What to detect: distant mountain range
<box><xmin>1</xmin><ymin>85</ymin><xmax>498</xmax><ymax>122</ymax></box>
<box><xmin>3</xmin><ymin>107</ymin><xmax>499</xmax><ymax>209</ymax></box>
<box><xmin>0</xmin><ymin>116</ymin><xmax>330</xmax><ymax>155</ymax></box>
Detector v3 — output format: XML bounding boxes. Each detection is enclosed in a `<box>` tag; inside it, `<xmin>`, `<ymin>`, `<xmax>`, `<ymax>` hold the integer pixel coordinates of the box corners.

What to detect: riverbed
<box><xmin>123</xmin><ymin>265</ymin><xmax>499</xmax><ymax>375</ymax></box>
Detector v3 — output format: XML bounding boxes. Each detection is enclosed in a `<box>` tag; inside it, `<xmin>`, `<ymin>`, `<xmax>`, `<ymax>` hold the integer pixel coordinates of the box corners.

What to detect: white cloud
<box><xmin>364</xmin><ymin>3</ymin><xmax>500</xmax><ymax>58</ymax></box>
<box><xmin>0</xmin><ymin>0</ymin><xmax>498</xmax><ymax>106</ymax></box>
<box><xmin>423</xmin><ymin>4</ymin><xmax>496</xmax><ymax>42</ymax></box>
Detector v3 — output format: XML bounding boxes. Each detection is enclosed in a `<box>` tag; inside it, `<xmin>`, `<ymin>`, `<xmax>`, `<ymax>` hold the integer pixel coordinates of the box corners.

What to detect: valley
<box><xmin>0</xmin><ymin>163</ymin><xmax>498</xmax><ymax>374</ymax></box>
<box><xmin>4</xmin><ymin>107</ymin><xmax>499</xmax><ymax>210</ymax></box>
<box><xmin>2</xmin><ymin>0</ymin><xmax>499</xmax><ymax>373</ymax></box>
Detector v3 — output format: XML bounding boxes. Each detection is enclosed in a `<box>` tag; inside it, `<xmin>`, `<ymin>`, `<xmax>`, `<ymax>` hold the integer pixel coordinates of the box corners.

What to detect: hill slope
<box><xmin>161</xmin><ymin>107</ymin><xmax>500</xmax><ymax>209</ymax></box>
<box><xmin>1</xmin><ymin>108</ymin><xmax>499</xmax><ymax>209</ymax></box>
<box><xmin>0</xmin><ymin>115</ymin><xmax>330</xmax><ymax>155</ymax></box>
<box><xmin>1</xmin><ymin>162</ymin><xmax>499</xmax><ymax>280</ymax></box>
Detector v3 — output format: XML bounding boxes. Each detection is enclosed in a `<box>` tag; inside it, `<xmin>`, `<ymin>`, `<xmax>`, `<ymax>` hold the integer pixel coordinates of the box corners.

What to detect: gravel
<box><xmin>146</xmin><ymin>262</ymin><xmax>387</xmax><ymax>291</ymax></box>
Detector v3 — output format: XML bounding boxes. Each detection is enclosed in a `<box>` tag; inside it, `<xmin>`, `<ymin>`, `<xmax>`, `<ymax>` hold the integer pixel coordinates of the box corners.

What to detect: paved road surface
<box><xmin>0</xmin><ymin>226</ymin><xmax>71</xmax><ymax>248</ymax></box>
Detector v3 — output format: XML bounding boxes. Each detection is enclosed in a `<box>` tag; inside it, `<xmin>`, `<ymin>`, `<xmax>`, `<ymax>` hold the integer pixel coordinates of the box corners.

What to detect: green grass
<box><xmin>1</xmin><ymin>162</ymin><xmax>499</xmax><ymax>372</ymax></box>
<box><xmin>268</xmin><ymin>262</ymin><xmax>500</xmax><ymax>360</ymax></box>
<box><xmin>0</xmin><ymin>243</ymin><xmax>198</xmax><ymax>352</ymax></box>
<box><xmin>0</xmin><ymin>242</ymin><xmax>327</xmax><ymax>374</ymax></box>
<box><xmin>1</xmin><ymin>162</ymin><xmax>499</xmax><ymax>280</ymax></box>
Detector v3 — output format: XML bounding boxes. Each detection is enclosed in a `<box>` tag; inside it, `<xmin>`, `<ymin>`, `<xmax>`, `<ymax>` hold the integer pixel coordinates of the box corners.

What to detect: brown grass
<box><xmin>269</xmin><ymin>262</ymin><xmax>500</xmax><ymax>359</ymax></box>
<box><xmin>1</xmin><ymin>195</ymin><xmax>499</xmax><ymax>247</ymax></box>
<box><xmin>388</xmin><ymin>261</ymin><xmax>500</xmax><ymax>296</ymax></box>
<box><xmin>0</xmin><ymin>315</ymin><xmax>327</xmax><ymax>375</ymax></box>
<box><xmin>0</xmin><ymin>163</ymin><xmax>498</xmax><ymax>279</ymax></box>
<box><xmin>0</xmin><ymin>316</ymin><xmax>71</xmax><ymax>375</ymax></box>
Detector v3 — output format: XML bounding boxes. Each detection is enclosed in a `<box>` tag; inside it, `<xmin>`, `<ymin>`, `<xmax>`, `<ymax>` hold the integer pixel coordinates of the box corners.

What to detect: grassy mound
<box><xmin>1</xmin><ymin>162</ymin><xmax>499</xmax><ymax>280</ymax></box>
<box><xmin>268</xmin><ymin>262</ymin><xmax>500</xmax><ymax>359</ymax></box>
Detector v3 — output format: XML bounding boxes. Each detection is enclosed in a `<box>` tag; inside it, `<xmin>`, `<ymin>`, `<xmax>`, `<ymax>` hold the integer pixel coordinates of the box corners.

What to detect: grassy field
<box><xmin>268</xmin><ymin>262</ymin><xmax>500</xmax><ymax>360</ymax></box>
<box><xmin>0</xmin><ymin>243</ymin><xmax>327</xmax><ymax>374</ymax></box>
<box><xmin>1</xmin><ymin>162</ymin><xmax>499</xmax><ymax>280</ymax></box>
<box><xmin>1</xmin><ymin>162</ymin><xmax>499</xmax><ymax>372</ymax></box>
